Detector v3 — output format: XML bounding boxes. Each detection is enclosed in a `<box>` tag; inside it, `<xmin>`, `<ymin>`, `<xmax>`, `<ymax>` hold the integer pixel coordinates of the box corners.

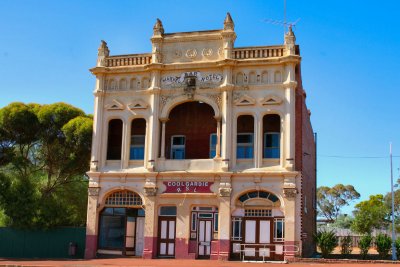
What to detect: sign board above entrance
<box><xmin>161</xmin><ymin>71</ymin><xmax>223</xmax><ymax>87</ymax></box>
<box><xmin>163</xmin><ymin>181</ymin><xmax>214</xmax><ymax>193</ymax></box>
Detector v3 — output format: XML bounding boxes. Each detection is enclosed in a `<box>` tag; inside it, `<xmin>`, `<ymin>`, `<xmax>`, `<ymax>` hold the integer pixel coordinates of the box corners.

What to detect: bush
<box><xmin>358</xmin><ymin>235</ymin><xmax>372</xmax><ymax>259</ymax></box>
<box><xmin>375</xmin><ymin>233</ymin><xmax>391</xmax><ymax>258</ymax></box>
<box><xmin>314</xmin><ymin>230</ymin><xmax>338</xmax><ymax>258</ymax></box>
<box><xmin>396</xmin><ymin>238</ymin><xmax>400</xmax><ymax>258</ymax></box>
<box><xmin>340</xmin><ymin>235</ymin><xmax>352</xmax><ymax>255</ymax></box>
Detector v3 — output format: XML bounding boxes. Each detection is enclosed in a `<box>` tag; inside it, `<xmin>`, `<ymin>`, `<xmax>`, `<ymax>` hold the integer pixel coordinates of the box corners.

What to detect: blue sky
<box><xmin>1</xmin><ymin>0</ymin><xmax>399</xmax><ymax>214</ymax></box>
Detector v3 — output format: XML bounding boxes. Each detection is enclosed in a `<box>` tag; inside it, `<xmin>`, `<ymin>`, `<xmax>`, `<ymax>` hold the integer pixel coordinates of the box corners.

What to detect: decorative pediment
<box><xmin>260</xmin><ymin>95</ymin><xmax>283</xmax><ymax>105</ymax></box>
<box><xmin>234</xmin><ymin>94</ymin><xmax>256</xmax><ymax>106</ymax></box>
<box><xmin>128</xmin><ymin>99</ymin><xmax>148</xmax><ymax>110</ymax></box>
<box><xmin>105</xmin><ymin>99</ymin><xmax>124</xmax><ymax>110</ymax></box>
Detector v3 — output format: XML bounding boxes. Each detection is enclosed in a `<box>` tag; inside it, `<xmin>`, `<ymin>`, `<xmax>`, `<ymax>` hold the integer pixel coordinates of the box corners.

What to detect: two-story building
<box><xmin>85</xmin><ymin>13</ymin><xmax>316</xmax><ymax>261</ymax></box>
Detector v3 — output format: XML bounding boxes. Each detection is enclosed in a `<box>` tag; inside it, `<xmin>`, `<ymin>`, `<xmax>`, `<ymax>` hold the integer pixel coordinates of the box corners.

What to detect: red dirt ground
<box><xmin>0</xmin><ymin>258</ymin><xmax>399</xmax><ymax>267</ymax></box>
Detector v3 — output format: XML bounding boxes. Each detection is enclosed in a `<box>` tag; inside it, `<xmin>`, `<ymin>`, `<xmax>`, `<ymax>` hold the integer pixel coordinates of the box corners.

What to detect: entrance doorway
<box><xmin>158</xmin><ymin>206</ymin><xmax>177</xmax><ymax>258</ymax></box>
<box><xmin>198</xmin><ymin>219</ymin><xmax>212</xmax><ymax>258</ymax></box>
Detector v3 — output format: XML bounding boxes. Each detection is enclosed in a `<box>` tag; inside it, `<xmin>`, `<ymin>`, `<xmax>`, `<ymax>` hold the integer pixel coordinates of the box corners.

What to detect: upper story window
<box><xmin>130</xmin><ymin>118</ymin><xmax>146</xmax><ymax>160</ymax></box>
<box><xmin>237</xmin><ymin>115</ymin><xmax>254</xmax><ymax>159</ymax></box>
<box><xmin>171</xmin><ymin>135</ymin><xmax>185</xmax><ymax>159</ymax></box>
<box><xmin>264</xmin><ymin>133</ymin><xmax>280</xmax><ymax>158</ymax></box>
<box><xmin>237</xmin><ymin>133</ymin><xmax>253</xmax><ymax>159</ymax></box>
<box><xmin>107</xmin><ymin>119</ymin><xmax>123</xmax><ymax>160</ymax></box>
<box><xmin>263</xmin><ymin>114</ymin><xmax>281</xmax><ymax>159</ymax></box>
<box><xmin>209</xmin><ymin>133</ymin><xmax>221</xmax><ymax>158</ymax></box>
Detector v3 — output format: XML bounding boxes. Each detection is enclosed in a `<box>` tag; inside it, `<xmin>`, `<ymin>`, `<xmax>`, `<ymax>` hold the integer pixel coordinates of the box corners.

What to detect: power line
<box><xmin>318</xmin><ymin>154</ymin><xmax>400</xmax><ymax>159</ymax></box>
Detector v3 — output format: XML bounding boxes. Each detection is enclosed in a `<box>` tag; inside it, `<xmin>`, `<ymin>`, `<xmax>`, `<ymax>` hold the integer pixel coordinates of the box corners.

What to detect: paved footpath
<box><xmin>0</xmin><ymin>258</ymin><xmax>398</xmax><ymax>267</ymax></box>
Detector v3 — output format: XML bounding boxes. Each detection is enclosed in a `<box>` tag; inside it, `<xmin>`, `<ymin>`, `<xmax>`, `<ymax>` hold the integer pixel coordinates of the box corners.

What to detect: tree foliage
<box><xmin>317</xmin><ymin>184</ymin><xmax>360</xmax><ymax>222</ymax></box>
<box><xmin>0</xmin><ymin>102</ymin><xmax>92</xmax><ymax>228</ymax></box>
<box><xmin>351</xmin><ymin>194</ymin><xmax>389</xmax><ymax>234</ymax></box>
<box><xmin>314</xmin><ymin>230</ymin><xmax>338</xmax><ymax>258</ymax></box>
<box><xmin>358</xmin><ymin>235</ymin><xmax>373</xmax><ymax>259</ymax></box>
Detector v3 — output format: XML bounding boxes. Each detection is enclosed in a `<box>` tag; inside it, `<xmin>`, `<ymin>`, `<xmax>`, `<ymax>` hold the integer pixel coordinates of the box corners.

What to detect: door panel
<box><xmin>198</xmin><ymin>219</ymin><xmax>212</xmax><ymax>257</ymax></box>
<box><xmin>245</xmin><ymin>220</ymin><xmax>256</xmax><ymax>243</ymax></box>
<box><xmin>259</xmin><ymin>220</ymin><xmax>270</xmax><ymax>243</ymax></box>
<box><xmin>158</xmin><ymin>217</ymin><xmax>176</xmax><ymax>257</ymax></box>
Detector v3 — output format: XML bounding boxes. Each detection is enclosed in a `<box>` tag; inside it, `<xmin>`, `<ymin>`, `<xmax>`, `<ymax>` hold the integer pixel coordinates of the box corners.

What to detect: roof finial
<box><xmin>153</xmin><ymin>18</ymin><xmax>164</xmax><ymax>35</ymax></box>
<box><xmin>98</xmin><ymin>40</ymin><xmax>109</xmax><ymax>57</ymax></box>
<box><xmin>223</xmin><ymin>12</ymin><xmax>234</xmax><ymax>31</ymax></box>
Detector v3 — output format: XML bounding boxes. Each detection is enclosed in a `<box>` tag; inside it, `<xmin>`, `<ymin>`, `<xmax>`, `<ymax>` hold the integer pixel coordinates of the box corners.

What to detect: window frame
<box><xmin>264</xmin><ymin>132</ymin><xmax>280</xmax><ymax>159</ymax></box>
<box><xmin>209</xmin><ymin>133</ymin><xmax>222</xmax><ymax>158</ymax></box>
<box><xmin>170</xmin><ymin>135</ymin><xmax>186</xmax><ymax>159</ymax></box>
<box><xmin>273</xmin><ymin>218</ymin><xmax>285</xmax><ymax>242</ymax></box>
<box><xmin>130</xmin><ymin>134</ymin><xmax>145</xmax><ymax>160</ymax></box>
<box><xmin>236</xmin><ymin>133</ymin><xmax>254</xmax><ymax>159</ymax></box>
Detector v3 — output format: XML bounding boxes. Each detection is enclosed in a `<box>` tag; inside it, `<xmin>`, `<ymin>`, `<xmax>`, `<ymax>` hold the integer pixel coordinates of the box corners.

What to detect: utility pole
<box><xmin>390</xmin><ymin>143</ymin><xmax>397</xmax><ymax>261</ymax></box>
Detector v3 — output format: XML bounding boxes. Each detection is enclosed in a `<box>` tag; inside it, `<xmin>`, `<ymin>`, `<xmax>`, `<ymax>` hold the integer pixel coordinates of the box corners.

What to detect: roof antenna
<box><xmin>262</xmin><ymin>0</ymin><xmax>300</xmax><ymax>33</ymax></box>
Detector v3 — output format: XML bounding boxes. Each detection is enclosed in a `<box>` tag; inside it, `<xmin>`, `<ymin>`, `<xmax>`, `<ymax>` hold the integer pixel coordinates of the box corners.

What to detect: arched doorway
<box><xmin>231</xmin><ymin>190</ymin><xmax>284</xmax><ymax>261</ymax></box>
<box><xmin>98</xmin><ymin>190</ymin><xmax>145</xmax><ymax>256</ymax></box>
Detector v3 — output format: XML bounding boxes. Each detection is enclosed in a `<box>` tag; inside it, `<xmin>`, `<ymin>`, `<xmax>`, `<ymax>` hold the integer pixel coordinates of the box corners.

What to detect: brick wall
<box><xmin>295</xmin><ymin>63</ymin><xmax>317</xmax><ymax>257</ymax></box>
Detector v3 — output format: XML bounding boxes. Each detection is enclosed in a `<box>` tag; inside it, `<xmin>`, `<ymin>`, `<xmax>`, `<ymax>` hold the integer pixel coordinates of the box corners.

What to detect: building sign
<box><xmin>163</xmin><ymin>181</ymin><xmax>213</xmax><ymax>193</ymax></box>
<box><xmin>161</xmin><ymin>71</ymin><xmax>223</xmax><ymax>87</ymax></box>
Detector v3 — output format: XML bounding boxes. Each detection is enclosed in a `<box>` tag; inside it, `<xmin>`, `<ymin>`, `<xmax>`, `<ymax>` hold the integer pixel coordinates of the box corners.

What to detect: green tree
<box><xmin>351</xmin><ymin>194</ymin><xmax>389</xmax><ymax>234</ymax></box>
<box><xmin>331</xmin><ymin>214</ymin><xmax>354</xmax><ymax>229</ymax></box>
<box><xmin>358</xmin><ymin>235</ymin><xmax>373</xmax><ymax>259</ymax></box>
<box><xmin>317</xmin><ymin>184</ymin><xmax>360</xmax><ymax>222</ymax></box>
<box><xmin>0</xmin><ymin>102</ymin><xmax>92</xmax><ymax>228</ymax></box>
<box><xmin>384</xmin><ymin>181</ymin><xmax>400</xmax><ymax>232</ymax></box>
<box><xmin>314</xmin><ymin>230</ymin><xmax>338</xmax><ymax>258</ymax></box>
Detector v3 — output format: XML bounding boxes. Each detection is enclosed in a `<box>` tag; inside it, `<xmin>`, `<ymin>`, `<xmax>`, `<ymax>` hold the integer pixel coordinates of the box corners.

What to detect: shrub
<box><xmin>358</xmin><ymin>235</ymin><xmax>372</xmax><ymax>259</ymax></box>
<box><xmin>375</xmin><ymin>233</ymin><xmax>391</xmax><ymax>258</ymax></box>
<box><xmin>396</xmin><ymin>238</ymin><xmax>400</xmax><ymax>258</ymax></box>
<box><xmin>340</xmin><ymin>235</ymin><xmax>353</xmax><ymax>255</ymax></box>
<box><xmin>314</xmin><ymin>230</ymin><xmax>338</xmax><ymax>258</ymax></box>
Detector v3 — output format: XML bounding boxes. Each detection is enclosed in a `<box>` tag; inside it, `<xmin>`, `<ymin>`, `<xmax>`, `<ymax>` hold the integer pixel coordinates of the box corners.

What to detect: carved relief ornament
<box><xmin>88</xmin><ymin>187</ymin><xmax>100</xmax><ymax>196</ymax></box>
<box><xmin>283</xmin><ymin>188</ymin><xmax>297</xmax><ymax>199</ymax></box>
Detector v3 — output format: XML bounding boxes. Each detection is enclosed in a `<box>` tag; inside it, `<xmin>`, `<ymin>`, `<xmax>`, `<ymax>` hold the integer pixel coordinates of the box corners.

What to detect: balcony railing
<box><xmin>232</xmin><ymin>46</ymin><xmax>285</xmax><ymax>59</ymax></box>
<box><xmin>105</xmin><ymin>54</ymin><xmax>152</xmax><ymax>67</ymax></box>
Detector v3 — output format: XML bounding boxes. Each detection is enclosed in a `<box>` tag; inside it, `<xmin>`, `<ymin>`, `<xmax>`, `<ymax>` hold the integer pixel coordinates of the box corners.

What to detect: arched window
<box><xmin>105</xmin><ymin>190</ymin><xmax>143</xmax><ymax>206</ymax></box>
<box><xmin>236</xmin><ymin>72</ymin><xmax>244</xmax><ymax>85</ymax></box>
<box><xmin>107</xmin><ymin>119</ymin><xmax>123</xmax><ymax>160</ymax></box>
<box><xmin>237</xmin><ymin>115</ymin><xmax>254</xmax><ymax>159</ymax></box>
<box><xmin>249</xmin><ymin>71</ymin><xmax>256</xmax><ymax>84</ymax></box>
<box><xmin>274</xmin><ymin>71</ymin><xmax>282</xmax><ymax>83</ymax></box>
<box><xmin>119</xmin><ymin>79</ymin><xmax>127</xmax><ymax>90</ymax></box>
<box><xmin>261</xmin><ymin>71</ymin><xmax>269</xmax><ymax>83</ymax></box>
<box><xmin>130</xmin><ymin>118</ymin><xmax>146</xmax><ymax>160</ymax></box>
<box><xmin>263</xmin><ymin>114</ymin><xmax>280</xmax><ymax>159</ymax></box>
<box><xmin>238</xmin><ymin>190</ymin><xmax>279</xmax><ymax>203</ymax></box>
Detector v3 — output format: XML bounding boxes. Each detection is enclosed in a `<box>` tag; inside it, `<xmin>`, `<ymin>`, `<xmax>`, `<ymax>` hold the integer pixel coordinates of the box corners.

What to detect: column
<box><xmin>214</xmin><ymin>176</ymin><xmax>232</xmax><ymax>260</ymax></box>
<box><xmin>214</xmin><ymin>116</ymin><xmax>221</xmax><ymax>158</ymax></box>
<box><xmin>160</xmin><ymin>119</ymin><xmax>168</xmax><ymax>159</ymax></box>
<box><xmin>284</xmin><ymin>63</ymin><xmax>296</xmax><ymax>170</ymax></box>
<box><xmin>121</xmin><ymin>119</ymin><xmax>130</xmax><ymax>169</ymax></box>
<box><xmin>257</xmin><ymin>115</ymin><xmax>263</xmax><ymax>168</ymax></box>
<box><xmin>90</xmin><ymin>75</ymin><xmax>105</xmax><ymax>172</ymax></box>
<box><xmin>253</xmin><ymin>115</ymin><xmax>259</xmax><ymax>168</ymax></box>
<box><xmin>283</xmin><ymin>175</ymin><xmax>298</xmax><ymax>260</ymax></box>
<box><xmin>85</xmin><ymin>186</ymin><xmax>100</xmax><ymax>259</ymax></box>
<box><xmin>175</xmin><ymin>202</ymin><xmax>192</xmax><ymax>259</ymax></box>
<box><xmin>143</xmin><ymin>193</ymin><xmax>157</xmax><ymax>259</ymax></box>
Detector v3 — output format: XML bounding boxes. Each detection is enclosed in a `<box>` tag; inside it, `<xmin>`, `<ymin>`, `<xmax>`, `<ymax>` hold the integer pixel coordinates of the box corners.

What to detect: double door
<box><xmin>197</xmin><ymin>219</ymin><xmax>212</xmax><ymax>258</ymax></box>
<box><xmin>243</xmin><ymin>218</ymin><xmax>272</xmax><ymax>259</ymax></box>
<box><xmin>158</xmin><ymin>216</ymin><xmax>176</xmax><ymax>257</ymax></box>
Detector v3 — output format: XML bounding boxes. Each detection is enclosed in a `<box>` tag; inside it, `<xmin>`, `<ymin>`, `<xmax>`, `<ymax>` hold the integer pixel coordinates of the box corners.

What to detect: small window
<box><xmin>231</xmin><ymin>217</ymin><xmax>242</xmax><ymax>241</ymax></box>
<box><xmin>274</xmin><ymin>218</ymin><xmax>285</xmax><ymax>242</ymax></box>
<box><xmin>159</xmin><ymin>206</ymin><xmax>177</xmax><ymax>216</ymax></box>
<box><xmin>209</xmin><ymin>134</ymin><xmax>222</xmax><ymax>158</ymax></box>
<box><xmin>191</xmin><ymin>212</ymin><xmax>197</xmax><ymax>231</ymax></box>
<box><xmin>214</xmin><ymin>213</ymin><xmax>218</xmax><ymax>232</ymax></box>
<box><xmin>237</xmin><ymin>133</ymin><xmax>253</xmax><ymax>159</ymax></box>
<box><xmin>198</xmin><ymin>213</ymin><xmax>213</xmax><ymax>218</ymax></box>
<box><xmin>130</xmin><ymin>135</ymin><xmax>145</xmax><ymax>160</ymax></box>
<box><xmin>264</xmin><ymin>132</ymin><xmax>280</xmax><ymax>158</ymax></box>
<box><xmin>171</xmin><ymin>135</ymin><xmax>185</xmax><ymax>159</ymax></box>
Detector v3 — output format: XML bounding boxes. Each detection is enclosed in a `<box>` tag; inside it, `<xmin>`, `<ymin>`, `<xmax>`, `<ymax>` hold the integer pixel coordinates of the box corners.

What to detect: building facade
<box><xmin>85</xmin><ymin>14</ymin><xmax>316</xmax><ymax>261</ymax></box>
